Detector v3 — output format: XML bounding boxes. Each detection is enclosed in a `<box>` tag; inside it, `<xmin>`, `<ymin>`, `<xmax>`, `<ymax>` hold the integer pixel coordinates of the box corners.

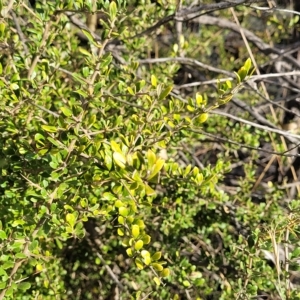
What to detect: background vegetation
<box><xmin>0</xmin><ymin>0</ymin><xmax>300</xmax><ymax>299</ymax></box>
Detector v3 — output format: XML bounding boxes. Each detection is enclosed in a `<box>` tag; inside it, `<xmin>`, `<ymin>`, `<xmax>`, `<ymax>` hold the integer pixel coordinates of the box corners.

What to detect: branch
<box><xmin>139</xmin><ymin>57</ymin><xmax>233</xmax><ymax>76</ymax></box>
<box><xmin>133</xmin><ymin>0</ymin><xmax>265</xmax><ymax>38</ymax></box>
<box><xmin>175</xmin><ymin>0</ymin><xmax>261</xmax><ymax>22</ymax></box>
<box><xmin>251</xmin><ymin>5</ymin><xmax>300</xmax><ymax>16</ymax></box>
<box><xmin>194</xmin><ymin>130</ymin><xmax>300</xmax><ymax>158</ymax></box>
<box><xmin>193</xmin><ymin>15</ymin><xmax>300</xmax><ymax>68</ymax></box>
<box><xmin>176</xmin><ymin>71</ymin><xmax>300</xmax><ymax>88</ymax></box>
<box><xmin>212</xmin><ymin>109</ymin><xmax>300</xmax><ymax>143</ymax></box>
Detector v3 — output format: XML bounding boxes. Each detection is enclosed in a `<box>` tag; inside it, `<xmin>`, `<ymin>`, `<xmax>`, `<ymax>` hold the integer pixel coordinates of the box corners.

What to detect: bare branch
<box><xmin>192</xmin><ymin>129</ymin><xmax>300</xmax><ymax>158</ymax></box>
<box><xmin>133</xmin><ymin>0</ymin><xmax>264</xmax><ymax>38</ymax></box>
<box><xmin>212</xmin><ymin>109</ymin><xmax>300</xmax><ymax>142</ymax></box>
<box><xmin>139</xmin><ymin>57</ymin><xmax>233</xmax><ymax>76</ymax></box>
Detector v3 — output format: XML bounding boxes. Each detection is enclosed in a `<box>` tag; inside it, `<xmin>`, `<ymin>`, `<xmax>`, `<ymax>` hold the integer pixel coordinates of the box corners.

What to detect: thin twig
<box><xmin>192</xmin><ymin>130</ymin><xmax>300</xmax><ymax>158</ymax></box>
<box><xmin>95</xmin><ymin>252</ymin><xmax>125</xmax><ymax>291</ymax></box>
<box><xmin>175</xmin><ymin>0</ymin><xmax>183</xmax><ymax>56</ymax></box>
<box><xmin>10</xmin><ymin>11</ymin><xmax>29</xmax><ymax>59</ymax></box>
<box><xmin>133</xmin><ymin>0</ymin><xmax>263</xmax><ymax>38</ymax></box>
<box><xmin>194</xmin><ymin>15</ymin><xmax>300</xmax><ymax>68</ymax></box>
<box><xmin>139</xmin><ymin>57</ymin><xmax>233</xmax><ymax>76</ymax></box>
<box><xmin>212</xmin><ymin>110</ymin><xmax>300</xmax><ymax>141</ymax></box>
<box><xmin>27</xmin><ymin>22</ymin><xmax>51</xmax><ymax>79</ymax></box>
<box><xmin>284</xmin><ymin>227</ymin><xmax>290</xmax><ymax>298</ymax></box>
<box><xmin>251</xmin><ymin>6</ymin><xmax>300</xmax><ymax>16</ymax></box>
<box><xmin>176</xmin><ymin>71</ymin><xmax>300</xmax><ymax>90</ymax></box>
<box><xmin>1</xmin><ymin>0</ymin><xmax>15</xmax><ymax>17</ymax></box>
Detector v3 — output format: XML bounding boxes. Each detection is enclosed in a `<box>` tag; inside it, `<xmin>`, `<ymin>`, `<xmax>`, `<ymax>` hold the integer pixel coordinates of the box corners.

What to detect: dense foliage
<box><xmin>1</xmin><ymin>0</ymin><xmax>300</xmax><ymax>299</ymax></box>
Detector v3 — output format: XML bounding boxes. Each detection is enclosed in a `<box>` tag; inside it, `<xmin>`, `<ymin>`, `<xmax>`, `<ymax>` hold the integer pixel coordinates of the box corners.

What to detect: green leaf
<box><xmin>12</xmin><ymin>219</ymin><xmax>25</xmax><ymax>227</ymax></box>
<box><xmin>132</xmin><ymin>170</ymin><xmax>142</xmax><ymax>183</ymax></box>
<box><xmin>119</xmin><ymin>207</ymin><xmax>129</xmax><ymax>217</ymax></box>
<box><xmin>152</xmin><ymin>263</ymin><xmax>163</xmax><ymax>271</ymax></box>
<box><xmin>10</xmin><ymin>83</ymin><xmax>19</xmax><ymax>90</ymax></box>
<box><xmin>153</xmin><ymin>277</ymin><xmax>161</xmax><ymax>286</ymax></box>
<box><xmin>2</xmin><ymin>261</ymin><xmax>14</xmax><ymax>269</ymax></box>
<box><xmin>145</xmin><ymin>184</ymin><xmax>156</xmax><ymax>196</ymax></box>
<box><xmin>244</xmin><ymin>58</ymin><xmax>252</xmax><ymax>73</ymax></box>
<box><xmin>134</xmin><ymin>219</ymin><xmax>145</xmax><ymax>229</ymax></box>
<box><xmin>103</xmin><ymin>192</ymin><xmax>116</xmax><ymax>201</ymax></box>
<box><xmin>161</xmin><ymin>268</ymin><xmax>170</xmax><ymax>277</ymax></box>
<box><xmin>117</xmin><ymin>228</ymin><xmax>125</xmax><ymax>236</ymax></box>
<box><xmin>100</xmin><ymin>53</ymin><xmax>113</xmax><ymax>68</ymax></box>
<box><xmin>113</xmin><ymin>152</ymin><xmax>126</xmax><ymax>169</ymax></box>
<box><xmin>237</xmin><ymin>66</ymin><xmax>248</xmax><ymax>82</ymax></box>
<box><xmin>126</xmin><ymin>248</ymin><xmax>133</xmax><ymax>257</ymax></box>
<box><xmin>195</xmin><ymin>173</ymin><xmax>203</xmax><ymax>185</ymax></box>
<box><xmin>111</xmin><ymin>141</ymin><xmax>122</xmax><ymax>153</ymax></box>
<box><xmin>127</xmin><ymin>86</ymin><xmax>135</xmax><ymax>95</ymax></box>
<box><xmin>66</xmin><ymin>213</ymin><xmax>76</xmax><ymax>227</ymax></box>
<box><xmin>146</xmin><ymin>149</ymin><xmax>156</xmax><ymax>169</ymax></box>
<box><xmin>143</xmin><ymin>256</ymin><xmax>151</xmax><ymax>265</ymax></box>
<box><xmin>182</xmin><ymin>279</ymin><xmax>190</xmax><ymax>286</ymax></box>
<box><xmin>18</xmin><ymin>282</ymin><xmax>31</xmax><ymax>291</ymax></box>
<box><xmin>131</xmin><ymin>225</ymin><xmax>140</xmax><ymax>238</ymax></box>
<box><xmin>234</xmin><ymin>71</ymin><xmax>241</xmax><ymax>84</ymax></box>
<box><xmin>195</xmin><ymin>113</ymin><xmax>208</xmax><ymax>124</ymax></box>
<box><xmin>29</xmin><ymin>240</ymin><xmax>38</xmax><ymax>252</ymax></box>
<box><xmin>60</xmin><ymin>107</ymin><xmax>73</xmax><ymax>117</ymax></box>
<box><xmin>141</xmin><ymin>250</ymin><xmax>150</xmax><ymax>258</ymax></box>
<box><xmin>186</xmin><ymin>105</ymin><xmax>195</xmax><ymax>112</ymax></box>
<box><xmin>183</xmin><ymin>164</ymin><xmax>192</xmax><ymax>177</ymax></box>
<box><xmin>135</xmin><ymin>80</ymin><xmax>145</xmax><ymax>92</ymax></box>
<box><xmin>81</xmin><ymin>29</ymin><xmax>94</xmax><ymax>43</ymax></box>
<box><xmin>158</xmin><ymin>85</ymin><xmax>173</xmax><ymax>101</ymax></box>
<box><xmin>109</xmin><ymin>1</ymin><xmax>117</xmax><ymax>20</ymax></box>
<box><xmin>15</xmin><ymin>253</ymin><xmax>27</xmax><ymax>259</ymax></box>
<box><xmin>135</xmin><ymin>258</ymin><xmax>144</xmax><ymax>270</ymax></box>
<box><xmin>225</xmin><ymin>80</ymin><xmax>232</xmax><ymax>89</ymax></box>
<box><xmin>0</xmin><ymin>230</ymin><xmax>7</xmax><ymax>239</ymax></box>
<box><xmin>88</xmin><ymin>114</ymin><xmax>96</xmax><ymax>127</ymax></box>
<box><xmin>47</xmin><ymin>137</ymin><xmax>62</xmax><ymax>148</ymax></box>
<box><xmin>141</xmin><ymin>250</ymin><xmax>151</xmax><ymax>265</ymax></box>
<box><xmin>118</xmin><ymin>216</ymin><xmax>125</xmax><ymax>224</ymax></box>
<box><xmin>0</xmin><ymin>268</ymin><xmax>7</xmax><ymax>277</ymax></box>
<box><xmin>104</xmin><ymin>152</ymin><xmax>113</xmax><ymax>170</ymax></box>
<box><xmin>147</xmin><ymin>158</ymin><xmax>165</xmax><ymax>180</ymax></box>
<box><xmin>135</xmin><ymin>291</ymin><xmax>142</xmax><ymax>299</ymax></box>
<box><xmin>151</xmin><ymin>251</ymin><xmax>161</xmax><ymax>261</ymax></box>
<box><xmin>0</xmin><ymin>281</ymin><xmax>6</xmax><ymax>289</ymax></box>
<box><xmin>134</xmin><ymin>240</ymin><xmax>143</xmax><ymax>250</ymax></box>
<box><xmin>192</xmin><ymin>166</ymin><xmax>199</xmax><ymax>176</ymax></box>
<box><xmin>151</xmin><ymin>75</ymin><xmax>157</xmax><ymax>87</ymax></box>
<box><xmin>141</xmin><ymin>234</ymin><xmax>151</xmax><ymax>244</ymax></box>
<box><xmin>34</xmin><ymin>133</ymin><xmax>45</xmax><ymax>144</ymax></box>
<box><xmin>127</xmin><ymin>216</ymin><xmax>134</xmax><ymax>223</ymax></box>
<box><xmin>41</xmin><ymin>125</ymin><xmax>58</xmax><ymax>133</ymax></box>
<box><xmin>0</xmin><ymin>23</ymin><xmax>5</xmax><ymax>37</ymax></box>
<box><xmin>79</xmin><ymin>47</ymin><xmax>92</xmax><ymax>57</ymax></box>
<box><xmin>115</xmin><ymin>200</ymin><xmax>124</xmax><ymax>208</ymax></box>
<box><xmin>5</xmin><ymin>286</ymin><xmax>13</xmax><ymax>296</ymax></box>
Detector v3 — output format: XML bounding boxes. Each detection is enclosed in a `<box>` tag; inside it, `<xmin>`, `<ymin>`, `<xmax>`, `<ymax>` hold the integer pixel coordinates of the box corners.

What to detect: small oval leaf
<box><xmin>134</xmin><ymin>240</ymin><xmax>143</xmax><ymax>250</ymax></box>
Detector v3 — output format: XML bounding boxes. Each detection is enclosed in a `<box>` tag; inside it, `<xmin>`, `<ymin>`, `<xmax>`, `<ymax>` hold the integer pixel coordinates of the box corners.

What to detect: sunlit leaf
<box><xmin>135</xmin><ymin>258</ymin><xmax>144</xmax><ymax>270</ymax></box>
<box><xmin>131</xmin><ymin>225</ymin><xmax>140</xmax><ymax>238</ymax></box>
<box><xmin>153</xmin><ymin>277</ymin><xmax>160</xmax><ymax>286</ymax></box>
<box><xmin>113</xmin><ymin>152</ymin><xmax>126</xmax><ymax>169</ymax></box>
<box><xmin>147</xmin><ymin>158</ymin><xmax>165</xmax><ymax>180</ymax></box>
<box><xmin>134</xmin><ymin>240</ymin><xmax>143</xmax><ymax>250</ymax></box>
<box><xmin>158</xmin><ymin>85</ymin><xmax>173</xmax><ymax>101</ymax></box>
<box><xmin>41</xmin><ymin>125</ymin><xmax>58</xmax><ymax>133</ymax></box>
